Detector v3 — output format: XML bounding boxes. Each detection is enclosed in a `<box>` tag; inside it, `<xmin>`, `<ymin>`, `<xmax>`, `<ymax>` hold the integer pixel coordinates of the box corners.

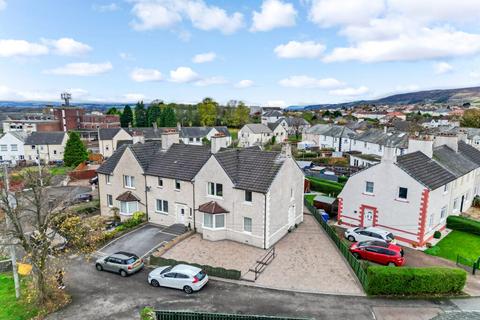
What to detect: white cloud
<box><xmin>274</xmin><ymin>40</ymin><xmax>325</xmax><ymax>59</ymax></box>
<box><xmin>434</xmin><ymin>62</ymin><xmax>453</xmax><ymax>74</ymax></box>
<box><xmin>309</xmin><ymin>0</ymin><xmax>384</xmax><ymax>27</ymax></box>
<box><xmin>235</xmin><ymin>79</ymin><xmax>254</xmax><ymax>88</ymax></box>
<box><xmin>93</xmin><ymin>3</ymin><xmax>119</xmax><ymax>12</ymax></box>
<box><xmin>0</xmin><ymin>85</ymin><xmax>91</xmax><ymax>101</ymax></box>
<box><xmin>393</xmin><ymin>84</ymin><xmax>420</xmax><ymax>93</ymax></box>
<box><xmin>131</xmin><ymin>0</ymin><xmax>244</xmax><ymax>34</ymax></box>
<box><xmin>266</xmin><ymin>100</ymin><xmax>287</xmax><ymax>108</ymax></box>
<box><xmin>192</xmin><ymin>52</ymin><xmax>216</xmax><ymax>63</ymax></box>
<box><xmin>0</xmin><ymin>39</ymin><xmax>48</xmax><ymax>57</ymax></box>
<box><xmin>194</xmin><ymin>76</ymin><xmax>227</xmax><ymax>86</ymax></box>
<box><xmin>130</xmin><ymin>68</ymin><xmax>163</xmax><ymax>82</ymax></box>
<box><xmin>169</xmin><ymin>66</ymin><xmax>200</xmax><ymax>83</ymax></box>
<box><xmin>279</xmin><ymin>75</ymin><xmax>343</xmax><ymax>89</ymax></box>
<box><xmin>41</xmin><ymin>38</ymin><xmax>92</xmax><ymax>56</ymax></box>
<box><xmin>251</xmin><ymin>0</ymin><xmax>297</xmax><ymax>32</ymax></box>
<box><xmin>388</xmin><ymin>0</ymin><xmax>480</xmax><ymax>23</ymax></box>
<box><xmin>324</xmin><ymin>28</ymin><xmax>480</xmax><ymax>63</ymax></box>
<box><xmin>329</xmin><ymin>86</ymin><xmax>369</xmax><ymax>96</ymax></box>
<box><xmin>45</xmin><ymin>62</ymin><xmax>113</xmax><ymax>76</ymax></box>
<box><xmin>123</xmin><ymin>93</ymin><xmax>145</xmax><ymax>102</ymax></box>
<box><xmin>0</xmin><ymin>0</ymin><xmax>6</xmax><ymax>11</ymax></box>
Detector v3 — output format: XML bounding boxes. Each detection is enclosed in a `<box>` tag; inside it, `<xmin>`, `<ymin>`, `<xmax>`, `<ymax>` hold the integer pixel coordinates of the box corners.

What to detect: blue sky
<box><xmin>1</xmin><ymin>0</ymin><xmax>480</xmax><ymax>107</ymax></box>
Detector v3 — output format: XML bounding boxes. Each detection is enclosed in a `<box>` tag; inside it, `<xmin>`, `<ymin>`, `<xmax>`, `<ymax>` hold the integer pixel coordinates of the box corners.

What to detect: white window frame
<box><xmin>243</xmin><ymin>217</ymin><xmax>252</xmax><ymax>233</ymax></box>
<box><xmin>107</xmin><ymin>194</ymin><xmax>113</xmax><ymax>207</ymax></box>
<box><xmin>244</xmin><ymin>190</ymin><xmax>252</xmax><ymax>203</ymax></box>
<box><xmin>440</xmin><ymin>206</ymin><xmax>447</xmax><ymax>220</ymax></box>
<box><xmin>119</xmin><ymin>201</ymin><xmax>138</xmax><ymax>215</ymax></box>
<box><xmin>207</xmin><ymin>182</ymin><xmax>223</xmax><ymax>197</ymax></box>
<box><xmin>453</xmin><ymin>198</ymin><xmax>459</xmax><ymax>211</ymax></box>
<box><xmin>203</xmin><ymin>213</ymin><xmax>225</xmax><ymax>230</ymax></box>
<box><xmin>398</xmin><ymin>187</ymin><xmax>408</xmax><ymax>200</ymax></box>
<box><xmin>106</xmin><ymin>174</ymin><xmax>111</xmax><ymax>184</ymax></box>
<box><xmin>155</xmin><ymin>199</ymin><xmax>169</xmax><ymax>214</ymax></box>
<box><xmin>123</xmin><ymin>175</ymin><xmax>135</xmax><ymax>189</ymax></box>
<box><xmin>175</xmin><ymin>179</ymin><xmax>181</xmax><ymax>190</ymax></box>
<box><xmin>365</xmin><ymin>181</ymin><xmax>374</xmax><ymax>194</ymax></box>
<box><xmin>0</xmin><ymin>145</ymin><xmax>7</xmax><ymax>152</ymax></box>
<box><xmin>157</xmin><ymin>177</ymin><xmax>163</xmax><ymax>187</ymax></box>
<box><xmin>10</xmin><ymin>144</ymin><xmax>18</xmax><ymax>152</ymax></box>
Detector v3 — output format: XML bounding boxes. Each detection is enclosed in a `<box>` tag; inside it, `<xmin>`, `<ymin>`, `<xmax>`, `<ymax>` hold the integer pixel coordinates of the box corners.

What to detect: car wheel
<box><xmin>183</xmin><ymin>286</ymin><xmax>193</xmax><ymax>294</ymax></box>
<box><xmin>387</xmin><ymin>262</ymin><xmax>396</xmax><ymax>267</ymax></box>
<box><xmin>347</xmin><ymin>235</ymin><xmax>355</xmax><ymax>242</ymax></box>
<box><xmin>95</xmin><ymin>264</ymin><xmax>103</xmax><ymax>271</ymax></box>
<box><xmin>151</xmin><ymin>279</ymin><xmax>160</xmax><ymax>287</ymax></box>
<box><xmin>119</xmin><ymin>270</ymin><xmax>128</xmax><ymax>277</ymax></box>
<box><xmin>352</xmin><ymin>252</ymin><xmax>361</xmax><ymax>259</ymax></box>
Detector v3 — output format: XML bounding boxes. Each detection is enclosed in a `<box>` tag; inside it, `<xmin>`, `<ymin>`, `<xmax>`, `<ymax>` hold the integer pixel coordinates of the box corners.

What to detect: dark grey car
<box><xmin>95</xmin><ymin>252</ymin><xmax>144</xmax><ymax>277</ymax></box>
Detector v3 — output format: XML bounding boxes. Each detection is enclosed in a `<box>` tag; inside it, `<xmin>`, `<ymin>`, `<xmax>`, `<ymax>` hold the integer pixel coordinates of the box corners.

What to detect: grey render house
<box><xmin>96</xmin><ymin>132</ymin><xmax>304</xmax><ymax>249</ymax></box>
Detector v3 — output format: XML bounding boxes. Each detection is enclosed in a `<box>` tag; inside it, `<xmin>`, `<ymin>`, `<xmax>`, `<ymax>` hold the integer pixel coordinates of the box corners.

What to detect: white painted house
<box><xmin>261</xmin><ymin>109</ymin><xmax>283</xmax><ymax>124</ymax></box>
<box><xmin>98</xmin><ymin>128</ymin><xmax>133</xmax><ymax>158</ymax></box>
<box><xmin>97</xmin><ymin>131</ymin><xmax>304</xmax><ymax>249</ymax></box>
<box><xmin>339</xmin><ymin>135</ymin><xmax>480</xmax><ymax>246</ymax></box>
<box><xmin>302</xmin><ymin>124</ymin><xmax>356</xmax><ymax>152</ymax></box>
<box><xmin>238</xmin><ymin>123</ymin><xmax>273</xmax><ymax>147</ymax></box>
<box><xmin>24</xmin><ymin>131</ymin><xmax>68</xmax><ymax>163</ymax></box>
<box><xmin>0</xmin><ymin>131</ymin><xmax>27</xmax><ymax>165</ymax></box>
<box><xmin>179</xmin><ymin>126</ymin><xmax>232</xmax><ymax>146</ymax></box>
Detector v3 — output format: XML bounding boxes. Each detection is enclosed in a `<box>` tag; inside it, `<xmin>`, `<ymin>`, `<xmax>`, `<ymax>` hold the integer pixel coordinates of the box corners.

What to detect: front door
<box><xmin>176</xmin><ymin>203</ymin><xmax>186</xmax><ymax>225</ymax></box>
<box><xmin>363</xmin><ymin>208</ymin><xmax>374</xmax><ymax>227</ymax></box>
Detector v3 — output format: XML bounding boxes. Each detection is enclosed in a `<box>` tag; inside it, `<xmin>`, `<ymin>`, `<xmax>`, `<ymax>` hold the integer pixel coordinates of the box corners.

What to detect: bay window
<box><xmin>119</xmin><ymin>201</ymin><xmax>138</xmax><ymax>215</ymax></box>
<box><xmin>203</xmin><ymin>213</ymin><xmax>225</xmax><ymax>229</ymax></box>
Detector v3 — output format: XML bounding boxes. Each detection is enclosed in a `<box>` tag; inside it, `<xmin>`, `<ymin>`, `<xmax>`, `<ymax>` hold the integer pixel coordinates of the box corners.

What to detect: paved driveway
<box><xmin>97</xmin><ymin>224</ymin><xmax>186</xmax><ymax>258</ymax></box>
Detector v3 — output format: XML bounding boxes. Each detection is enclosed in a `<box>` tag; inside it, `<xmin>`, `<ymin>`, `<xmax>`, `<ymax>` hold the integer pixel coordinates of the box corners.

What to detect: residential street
<box><xmin>46</xmin><ymin>255</ymin><xmax>478</xmax><ymax>320</ymax></box>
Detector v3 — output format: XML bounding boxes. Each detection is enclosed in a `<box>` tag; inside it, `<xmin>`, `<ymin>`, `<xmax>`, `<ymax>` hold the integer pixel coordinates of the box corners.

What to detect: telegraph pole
<box><xmin>2</xmin><ymin>165</ymin><xmax>20</xmax><ymax>299</ymax></box>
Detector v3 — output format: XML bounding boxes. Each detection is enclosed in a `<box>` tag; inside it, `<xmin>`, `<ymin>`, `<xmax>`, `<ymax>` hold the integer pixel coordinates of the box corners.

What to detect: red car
<box><xmin>350</xmin><ymin>240</ymin><xmax>405</xmax><ymax>266</ymax></box>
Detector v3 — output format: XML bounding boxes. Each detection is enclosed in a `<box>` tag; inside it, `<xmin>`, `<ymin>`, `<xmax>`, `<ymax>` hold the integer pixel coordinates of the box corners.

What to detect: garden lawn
<box><xmin>425</xmin><ymin>230</ymin><xmax>480</xmax><ymax>262</ymax></box>
<box><xmin>49</xmin><ymin>166</ymin><xmax>72</xmax><ymax>176</ymax></box>
<box><xmin>0</xmin><ymin>273</ymin><xmax>38</xmax><ymax>320</ymax></box>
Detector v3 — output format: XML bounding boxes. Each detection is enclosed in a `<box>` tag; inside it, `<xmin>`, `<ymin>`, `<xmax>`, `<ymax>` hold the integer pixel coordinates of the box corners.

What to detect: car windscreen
<box><xmin>386</xmin><ymin>233</ymin><xmax>395</xmax><ymax>240</ymax></box>
<box><xmin>160</xmin><ymin>266</ymin><xmax>172</xmax><ymax>274</ymax></box>
<box><xmin>195</xmin><ymin>270</ymin><xmax>206</xmax><ymax>281</ymax></box>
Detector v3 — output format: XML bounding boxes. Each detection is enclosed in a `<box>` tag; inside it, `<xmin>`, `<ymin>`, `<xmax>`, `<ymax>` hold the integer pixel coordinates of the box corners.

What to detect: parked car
<box><xmin>350</xmin><ymin>240</ymin><xmax>405</xmax><ymax>266</ymax></box>
<box><xmin>344</xmin><ymin>227</ymin><xmax>395</xmax><ymax>243</ymax></box>
<box><xmin>95</xmin><ymin>252</ymin><xmax>144</xmax><ymax>277</ymax></box>
<box><xmin>73</xmin><ymin>193</ymin><xmax>93</xmax><ymax>203</ymax></box>
<box><xmin>148</xmin><ymin>264</ymin><xmax>208</xmax><ymax>294</ymax></box>
<box><xmin>89</xmin><ymin>176</ymin><xmax>98</xmax><ymax>185</ymax></box>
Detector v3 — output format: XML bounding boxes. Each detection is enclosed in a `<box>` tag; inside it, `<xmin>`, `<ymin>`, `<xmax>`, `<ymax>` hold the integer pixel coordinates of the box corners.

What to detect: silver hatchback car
<box><xmin>95</xmin><ymin>252</ymin><xmax>144</xmax><ymax>277</ymax></box>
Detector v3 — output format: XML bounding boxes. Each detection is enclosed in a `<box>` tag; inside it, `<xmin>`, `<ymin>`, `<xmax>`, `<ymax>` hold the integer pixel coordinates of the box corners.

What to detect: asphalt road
<box><xmin>46</xmin><ymin>255</ymin><xmax>475</xmax><ymax>320</ymax></box>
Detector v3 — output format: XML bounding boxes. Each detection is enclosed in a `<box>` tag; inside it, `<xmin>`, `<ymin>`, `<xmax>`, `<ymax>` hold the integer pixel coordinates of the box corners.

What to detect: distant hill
<box><xmin>286</xmin><ymin>86</ymin><xmax>480</xmax><ymax>111</ymax></box>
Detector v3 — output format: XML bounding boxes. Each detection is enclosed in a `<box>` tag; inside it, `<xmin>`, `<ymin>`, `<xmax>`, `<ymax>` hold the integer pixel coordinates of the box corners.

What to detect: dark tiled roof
<box><xmin>354</xmin><ymin>129</ymin><xmax>408</xmax><ymax>148</ymax></box>
<box><xmin>145</xmin><ymin>144</ymin><xmax>211</xmax><ymax>181</ymax></box>
<box><xmin>180</xmin><ymin>127</ymin><xmax>211</xmax><ymax>138</ymax></box>
<box><xmin>214</xmin><ymin>126</ymin><xmax>231</xmax><ymax>137</ymax></box>
<box><xmin>198</xmin><ymin>201</ymin><xmax>229</xmax><ymax>214</ymax></box>
<box><xmin>306</xmin><ymin>124</ymin><xmax>356</xmax><ymax>138</ymax></box>
<box><xmin>285</xmin><ymin>117</ymin><xmax>310</xmax><ymax>127</ymax></box>
<box><xmin>433</xmin><ymin>145</ymin><xmax>477</xmax><ymax>177</ymax></box>
<box><xmin>458</xmin><ymin>140</ymin><xmax>480</xmax><ymax>166</ymax></box>
<box><xmin>99</xmin><ymin>128</ymin><xmax>128</xmax><ymax>140</ymax></box>
<box><xmin>24</xmin><ymin>131</ymin><xmax>66</xmax><ymax>145</ymax></box>
<box><xmin>244</xmin><ymin>123</ymin><xmax>272</xmax><ymax>134</ymax></box>
<box><xmin>116</xmin><ymin>191</ymin><xmax>140</xmax><ymax>202</ymax></box>
<box><xmin>214</xmin><ymin>148</ymin><xmax>284</xmax><ymax>193</ymax></box>
<box><xmin>116</xmin><ymin>140</ymin><xmax>133</xmax><ymax>148</ymax></box>
<box><xmin>396</xmin><ymin>151</ymin><xmax>456</xmax><ymax>190</ymax></box>
<box><xmin>267</xmin><ymin>119</ymin><xmax>283</xmax><ymax>131</ymax></box>
<box><xmin>262</xmin><ymin>110</ymin><xmax>283</xmax><ymax>117</ymax></box>
<box><xmin>96</xmin><ymin>142</ymin><xmax>161</xmax><ymax>174</ymax></box>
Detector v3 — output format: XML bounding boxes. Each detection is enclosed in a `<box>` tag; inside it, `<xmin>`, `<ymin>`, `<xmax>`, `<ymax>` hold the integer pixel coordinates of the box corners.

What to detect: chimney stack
<box><xmin>434</xmin><ymin>133</ymin><xmax>458</xmax><ymax>152</ymax></box>
<box><xmin>161</xmin><ymin>128</ymin><xmax>179</xmax><ymax>150</ymax></box>
<box><xmin>281</xmin><ymin>142</ymin><xmax>292</xmax><ymax>158</ymax></box>
<box><xmin>407</xmin><ymin>135</ymin><xmax>434</xmax><ymax>158</ymax></box>
<box><xmin>381</xmin><ymin>145</ymin><xmax>397</xmax><ymax>163</ymax></box>
<box><xmin>211</xmin><ymin>133</ymin><xmax>228</xmax><ymax>153</ymax></box>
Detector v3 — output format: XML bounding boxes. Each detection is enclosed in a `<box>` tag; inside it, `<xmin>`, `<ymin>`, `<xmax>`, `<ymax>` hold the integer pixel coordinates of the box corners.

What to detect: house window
<box><xmin>0</xmin><ymin>145</ymin><xmax>6</xmax><ymax>151</ymax></box>
<box><xmin>365</xmin><ymin>181</ymin><xmax>374</xmax><ymax>194</ymax></box>
<box><xmin>119</xmin><ymin>201</ymin><xmax>138</xmax><ymax>215</ymax></box>
<box><xmin>123</xmin><ymin>175</ymin><xmax>135</xmax><ymax>188</ymax></box>
<box><xmin>453</xmin><ymin>198</ymin><xmax>459</xmax><ymax>210</ymax></box>
<box><xmin>156</xmin><ymin>199</ymin><xmax>169</xmax><ymax>214</ymax></box>
<box><xmin>444</xmin><ymin>184</ymin><xmax>448</xmax><ymax>193</ymax></box>
<box><xmin>245</xmin><ymin>190</ymin><xmax>252</xmax><ymax>202</ymax></box>
<box><xmin>175</xmin><ymin>180</ymin><xmax>181</xmax><ymax>190</ymax></box>
<box><xmin>429</xmin><ymin>214</ymin><xmax>434</xmax><ymax>229</ymax></box>
<box><xmin>364</xmin><ymin>142</ymin><xmax>367</xmax><ymax>148</ymax></box>
<box><xmin>106</xmin><ymin>175</ymin><xmax>111</xmax><ymax>184</ymax></box>
<box><xmin>31</xmin><ymin>145</ymin><xmax>35</xmax><ymax>149</ymax></box>
<box><xmin>441</xmin><ymin>206</ymin><xmax>447</xmax><ymax>219</ymax></box>
<box><xmin>53</xmin><ymin>150</ymin><xmax>57</xmax><ymax>155</ymax></box>
<box><xmin>107</xmin><ymin>194</ymin><xmax>113</xmax><ymax>207</ymax></box>
<box><xmin>208</xmin><ymin>182</ymin><xmax>223</xmax><ymax>197</ymax></box>
<box><xmin>398</xmin><ymin>187</ymin><xmax>408</xmax><ymax>200</ymax></box>
<box><xmin>203</xmin><ymin>213</ymin><xmax>225</xmax><ymax>229</ymax></box>
<box><xmin>378</xmin><ymin>145</ymin><xmax>382</xmax><ymax>152</ymax></box>
<box><xmin>10</xmin><ymin>144</ymin><xmax>17</xmax><ymax>151</ymax></box>
<box><xmin>465</xmin><ymin>191</ymin><xmax>470</xmax><ymax>201</ymax></box>
<box><xmin>244</xmin><ymin>217</ymin><xmax>252</xmax><ymax>233</ymax></box>
<box><xmin>158</xmin><ymin>177</ymin><xmax>163</xmax><ymax>187</ymax></box>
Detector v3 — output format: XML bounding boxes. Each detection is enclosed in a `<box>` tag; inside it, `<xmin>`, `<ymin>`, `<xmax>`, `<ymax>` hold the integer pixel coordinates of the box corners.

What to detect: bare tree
<box><xmin>0</xmin><ymin>167</ymin><xmax>67</xmax><ymax>306</ymax></box>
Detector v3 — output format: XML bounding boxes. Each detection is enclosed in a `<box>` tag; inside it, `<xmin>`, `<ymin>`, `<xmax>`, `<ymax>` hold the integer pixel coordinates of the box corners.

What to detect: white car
<box><xmin>148</xmin><ymin>264</ymin><xmax>208</xmax><ymax>294</ymax></box>
<box><xmin>344</xmin><ymin>227</ymin><xmax>395</xmax><ymax>243</ymax></box>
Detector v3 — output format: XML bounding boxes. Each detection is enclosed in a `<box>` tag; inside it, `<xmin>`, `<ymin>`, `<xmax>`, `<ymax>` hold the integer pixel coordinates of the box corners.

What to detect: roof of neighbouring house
<box><xmin>198</xmin><ymin>201</ymin><xmax>229</xmax><ymax>214</ymax></box>
<box><xmin>145</xmin><ymin>143</ymin><xmax>211</xmax><ymax>181</ymax></box>
<box><xmin>179</xmin><ymin>127</ymin><xmax>212</xmax><ymax>138</ymax></box>
<box><xmin>98</xmin><ymin>128</ymin><xmax>130</xmax><ymax>140</ymax></box>
<box><xmin>267</xmin><ymin>119</ymin><xmax>284</xmax><ymax>131</ymax></box>
<box><xmin>116</xmin><ymin>191</ymin><xmax>141</xmax><ymax>202</ymax></box>
<box><xmin>285</xmin><ymin>117</ymin><xmax>310</xmax><ymax>127</ymax></box>
<box><xmin>3</xmin><ymin>131</ymin><xmax>28</xmax><ymax>142</ymax></box>
<box><xmin>433</xmin><ymin>145</ymin><xmax>477</xmax><ymax>178</ymax></box>
<box><xmin>458</xmin><ymin>140</ymin><xmax>480</xmax><ymax>166</ymax></box>
<box><xmin>396</xmin><ymin>151</ymin><xmax>456</xmax><ymax>190</ymax></box>
<box><xmin>305</xmin><ymin>124</ymin><xmax>356</xmax><ymax>138</ymax></box>
<box><xmin>243</xmin><ymin>123</ymin><xmax>272</xmax><ymax>134</ymax></box>
<box><xmin>97</xmin><ymin>141</ymin><xmax>161</xmax><ymax>174</ymax></box>
<box><xmin>262</xmin><ymin>109</ymin><xmax>283</xmax><ymax>117</ymax></box>
<box><xmin>313</xmin><ymin>195</ymin><xmax>337</xmax><ymax>205</ymax></box>
<box><xmin>353</xmin><ymin>129</ymin><xmax>409</xmax><ymax>148</ymax></box>
<box><xmin>24</xmin><ymin>131</ymin><xmax>66</xmax><ymax>145</ymax></box>
<box><xmin>214</xmin><ymin>147</ymin><xmax>285</xmax><ymax>193</ymax></box>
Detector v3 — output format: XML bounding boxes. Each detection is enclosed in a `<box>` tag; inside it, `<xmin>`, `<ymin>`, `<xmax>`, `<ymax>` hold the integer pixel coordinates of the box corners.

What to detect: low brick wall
<box><xmin>0</xmin><ymin>259</ymin><xmax>12</xmax><ymax>273</ymax></box>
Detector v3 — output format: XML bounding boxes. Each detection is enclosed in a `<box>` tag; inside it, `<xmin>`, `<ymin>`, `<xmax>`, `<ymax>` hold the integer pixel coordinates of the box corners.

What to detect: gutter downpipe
<box><xmin>264</xmin><ymin>192</ymin><xmax>267</xmax><ymax>250</ymax></box>
<box><xmin>192</xmin><ymin>180</ymin><xmax>196</xmax><ymax>232</ymax></box>
<box><xmin>144</xmin><ymin>174</ymin><xmax>149</xmax><ymax>221</ymax></box>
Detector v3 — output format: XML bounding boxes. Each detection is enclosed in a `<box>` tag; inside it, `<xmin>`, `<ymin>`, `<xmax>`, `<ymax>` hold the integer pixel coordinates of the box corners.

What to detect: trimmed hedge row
<box><xmin>150</xmin><ymin>256</ymin><xmax>241</xmax><ymax>280</ymax></box>
<box><xmin>447</xmin><ymin>215</ymin><xmax>480</xmax><ymax>236</ymax></box>
<box><xmin>307</xmin><ymin>178</ymin><xmax>344</xmax><ymax>196</ymax></box>
<box><xmin>367</xmin><ymin>266</ymin><xmax>466</xmax><ymax>296</ymax></box>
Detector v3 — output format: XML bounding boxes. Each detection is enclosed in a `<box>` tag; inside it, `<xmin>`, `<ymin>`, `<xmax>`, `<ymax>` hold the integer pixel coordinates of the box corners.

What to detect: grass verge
<box><xmin>0</xmin><ymin>273</ymin><xmax>38</xmax><ymax>320</ymax></box>
<box><xmin>425</xmin><ymin>230</ymin><xmax>480</xmax><ymax>262</ymax></box>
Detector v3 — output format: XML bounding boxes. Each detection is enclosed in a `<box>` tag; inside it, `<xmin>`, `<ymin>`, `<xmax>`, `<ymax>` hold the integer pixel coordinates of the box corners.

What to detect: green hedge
<box><xmin>447</xmin><ymin>215</ymin><xmax>480</xmax><ymax>236</ymax></box>
<box><xmin>307</xmin><ymin>178</ymin><xmax>344</xmax><ymax>196</ymax></box>
<box><xmin>367</xmin><ymin>266</ymin><xmax>466</xmax><ymax>296</ymax></box>
<box><xmin>150</xmin><ymin>256</ymin><xmax>241</xmax><ymax>280</ymax></box>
